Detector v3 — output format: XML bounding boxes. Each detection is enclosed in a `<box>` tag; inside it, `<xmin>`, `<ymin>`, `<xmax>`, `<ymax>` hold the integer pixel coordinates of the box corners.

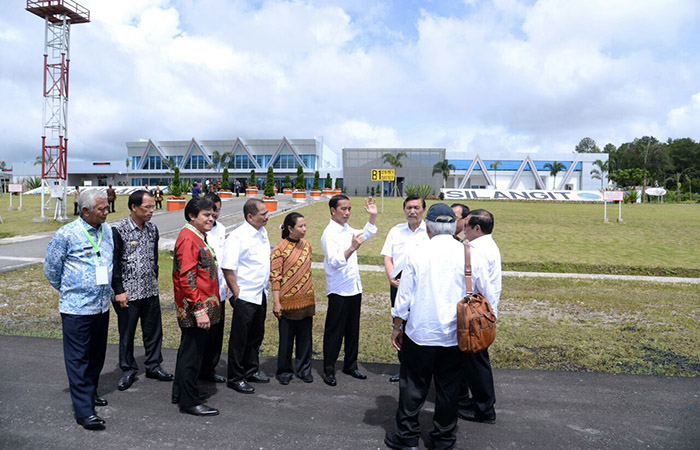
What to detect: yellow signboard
<box><xmin>371</xmin><ymin>169</ymin><xmax>395</xmax><ymax>181</ymax></box>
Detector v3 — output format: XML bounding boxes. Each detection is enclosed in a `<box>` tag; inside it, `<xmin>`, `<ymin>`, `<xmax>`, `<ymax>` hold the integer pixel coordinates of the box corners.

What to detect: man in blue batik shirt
<box><xmin>45</xmin><ymin>189</ymin><xmax>114</xmax><ymax>431</ymax></box>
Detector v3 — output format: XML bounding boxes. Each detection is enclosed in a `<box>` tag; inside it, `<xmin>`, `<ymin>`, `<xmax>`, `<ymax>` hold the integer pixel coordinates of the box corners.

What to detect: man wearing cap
<box><xmin>381</xmin><ymin>194</ymin><xmax>428</xmax><ymax>383</ymax></box>
<box><xmin>385</xmin><ymin>203</ymin><xmax>467</xmax><ymax>450</ymax></box>
<box><xmin>457</xmin><ymin>209</ymin><xmax>502</xmax><ymax>425</ymax></box>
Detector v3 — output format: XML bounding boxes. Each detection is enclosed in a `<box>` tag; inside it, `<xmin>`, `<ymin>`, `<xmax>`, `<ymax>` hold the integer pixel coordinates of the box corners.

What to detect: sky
<box><xmin>1</xmin><ymin>0</ymin><xmax>699</xmax><ymax>166</ymax></box>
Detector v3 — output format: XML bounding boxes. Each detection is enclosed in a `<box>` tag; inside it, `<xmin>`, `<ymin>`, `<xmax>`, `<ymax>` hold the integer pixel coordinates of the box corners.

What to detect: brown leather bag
<box><xmin>457</xmin><ymin>243</ymin><xmax>497</xmax><ymax>353</ymax></box>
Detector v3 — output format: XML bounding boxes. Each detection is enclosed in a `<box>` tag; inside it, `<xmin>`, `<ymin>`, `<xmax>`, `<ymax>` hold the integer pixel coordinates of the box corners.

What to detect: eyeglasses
<box><xmin>140</xmin><ymin>205</ymin><xmax>156</xmax><ymax>210</ymax></box>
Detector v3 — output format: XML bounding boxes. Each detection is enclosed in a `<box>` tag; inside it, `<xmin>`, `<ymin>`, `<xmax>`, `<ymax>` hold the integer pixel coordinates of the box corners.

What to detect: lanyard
<box><xmin>78</xmin><ymin>220</ymin><xmax>103</xmax><ymax>264</ymax></box>
<box><xmin>184</xmin><ymin>224</ymin><xmax>218</xmax><ymax>267</ymax></box>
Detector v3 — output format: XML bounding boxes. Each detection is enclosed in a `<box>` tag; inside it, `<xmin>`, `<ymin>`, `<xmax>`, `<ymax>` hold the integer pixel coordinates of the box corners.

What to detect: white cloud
<box><xmin>1</xmin><ymin>0</ymin><xmax>700</xmax><ymax>167</ymax></box>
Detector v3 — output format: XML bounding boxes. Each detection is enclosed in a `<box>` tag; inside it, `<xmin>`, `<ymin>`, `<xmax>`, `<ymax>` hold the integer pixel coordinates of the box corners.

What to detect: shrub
<box><xmin>371</xmin><ymin>187</ymin><xmax>375</xmax><ymax>196</ymax></box>
<box><xmin>222</xmin><ymin>168</ymin><xmax>230</xmax><ymax>190</ymax></box>
<box><xmin>313</xmin><ymin>171</ymin><xmax>320</xmax><ymax>190</ymax></box>
<box><xmin>295</xmin><ymin>166</ymin><xmax>305</xmax><ymax>190</ymax></box>
<box><xmin>264</xmin><ymin>167</ymin><xmax>275</xmax><ymax>197</ymax></box>
<box><xmin>249</xmin><ymin>170</ymin><xmax>256</xmax><ymax>186</ymax></box>
<box><xmin>325</xmin><ymin>173</ymin><xmax>332</xmax><ymax>189</ymax></box>
<box><xmin>624</xmin><ymin>190</ymin><xmax>639</xmax><ymax>204</ymax></box>
<box><xmin>404</xmin><ymin>184</ymin><xmax>432</xmax><ymax>199</ymax></box>
<box><xmin>283</xmin><ymin>175</ymin><xmax>291</xmax><ymax>189</ymax></box>
<box><xmin>169</xmin><ymin>168</ymin><xmax>182</xmax><ymax>196</ymax></box>
<box><xmin>335</xmin><ymin>178</ymin><xmax>341</xmax><ymax>189</ymax></box>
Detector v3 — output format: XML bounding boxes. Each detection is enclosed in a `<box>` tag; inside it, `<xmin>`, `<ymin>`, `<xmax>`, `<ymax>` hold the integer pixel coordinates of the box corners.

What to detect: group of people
<box><xmin>191</xmin><ymin>178</ymin><xmax>244</xmax><ymax>198</ymax></box>
<box><xmin>45</xmin><ymin>188</ymin><xmax>502</xmax><ymax>450</ymax></box>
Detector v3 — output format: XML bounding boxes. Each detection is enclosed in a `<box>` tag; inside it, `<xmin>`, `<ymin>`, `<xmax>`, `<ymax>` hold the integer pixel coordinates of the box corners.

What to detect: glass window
<box><xmin>184</xmin><ymin>155</ymin><xmax>206</xmax><ymax>169</ymax></box>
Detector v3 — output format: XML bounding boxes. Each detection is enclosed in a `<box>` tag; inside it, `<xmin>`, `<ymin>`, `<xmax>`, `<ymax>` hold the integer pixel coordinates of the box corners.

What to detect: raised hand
<box><xmin>365</xmin><ymin>197</ymin><xmax>378</xmax><ymax>216</ymax></box>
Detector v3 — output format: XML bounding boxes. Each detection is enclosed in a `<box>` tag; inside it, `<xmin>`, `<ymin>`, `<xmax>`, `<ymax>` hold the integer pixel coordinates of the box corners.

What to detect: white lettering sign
<box><xmin>8</xmin><ymin>184</ymin><xmax>22</xmax><ymax>193</ymax></box>
<box><xmin>442</xmin><ymin>189</ymin><xmax>603</xmax><ymax>202</ymax></box>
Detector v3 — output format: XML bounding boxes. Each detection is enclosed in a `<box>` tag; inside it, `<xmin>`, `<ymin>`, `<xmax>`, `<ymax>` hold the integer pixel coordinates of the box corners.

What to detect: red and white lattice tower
<box><xmin>26</xmin><ymin>1</ymin><xmax>90</xmax><ymax>220</ymax></box>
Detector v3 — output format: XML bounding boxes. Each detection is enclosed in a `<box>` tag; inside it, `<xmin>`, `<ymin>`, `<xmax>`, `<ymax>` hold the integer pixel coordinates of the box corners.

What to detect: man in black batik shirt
<box><xmin>112</xmin><ymin>190</ymin><xmax>173</xmax><ymax>391</ymax></box>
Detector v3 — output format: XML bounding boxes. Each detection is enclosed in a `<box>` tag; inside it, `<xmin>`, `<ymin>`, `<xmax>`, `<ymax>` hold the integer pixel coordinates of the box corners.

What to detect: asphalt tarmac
<box><xmin>0</xmin><ymin>335</ymin><xmax>697</xmax><ymax>450</ymax></box>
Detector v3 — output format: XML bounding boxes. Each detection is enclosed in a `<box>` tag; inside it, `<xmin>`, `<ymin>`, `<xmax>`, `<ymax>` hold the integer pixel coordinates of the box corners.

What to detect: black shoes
<box><xmin>383</xmin><ymin>432</ymin><xmax>419</xmax><ymax>450</ymax></box>
<box><xmin>342</xmin><ymin>369</ymin><xmax>367</xmax><ymax>380</ymax></box>
<box><xmin>146</xmin><ymin>368</ymin><xmax>174</xmax><ymax>381</ymax></box>
<box><xmin>94</xmin><ymin>396</ymin><xmax>108</xmax><ymax>407</ymax></box>
<box><xmin>246</xmin><ymin>372</ymin><xmax>270</xmax><ymax>383</ymax></box>
<box><xmin>77</xmin><ymin>414</ymin><xmax>106</xmax><ymax>431</ymax></box>
<box><xmin>277</xmin><ymin>375</ymin><xmax>292</xmax><ymax>385</ymax></box>
<box><xmin>200</xmin><ymin>373</ymin><xmax>226</xmax><ymax>383</ymax></box>
<box><xmin>227</xmin><ymin>380</ymin><xmax>255</xmax><ymax>394</ymax></box>
<box><xmin>171</xmin><ymin>391</ymin><xmax>211</xmax><ymax>404</ymax></box>
<box><xmin>180</xmin><ymin>404</ymin><xmax>219</xmax><ymax>416</ymax></box>
<box><xmin>389</xmin><ymin>374</ymin><xmax>401</xmax><ymax>383</ymax></box>
<box><xmin>322</xmin><ymin>374</ymin><xmax>337</xmax><ymax>386</ymax></box>
<box><xmin>458</xmin><ymin>408</ymin><xmax>496</xmax><ymax>424</ymax></box>
<box><xmin>118</xmin><ymin>372</ymin><xmax>136</xmax><ymax>391</ymax></box>
<box><xmin>298</xmin><ymin>374</ymin><xmax>313</xmax><ymax>383</ymax></box>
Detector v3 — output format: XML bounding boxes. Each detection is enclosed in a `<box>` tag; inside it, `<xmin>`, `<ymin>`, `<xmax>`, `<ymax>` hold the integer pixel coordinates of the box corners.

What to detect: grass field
<box><xmin>1</xmin><ymin>257</ymin><xmax>698</xmax><ymax>377</ymax></box>
<box><xmin>271</xmin><ymin>197</ymin><xmax>700</xmax><ymax>277</ymax></box>
<box><xmin>1</xmin><ymin>196</ymin><xmax>698</xmax><ymax>377</ymax></box>
<box><xmin>0</xmin><ymin>194</ymin><xmax>131</xmax><ymax>239</ymax></box>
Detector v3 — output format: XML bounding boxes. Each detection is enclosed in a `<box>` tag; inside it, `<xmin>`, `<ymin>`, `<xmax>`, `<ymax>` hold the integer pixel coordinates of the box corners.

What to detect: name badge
<box><xmin>96</xmin><ymin>266</ymin><xmax>109</xmax><ymax>285</ymax></box>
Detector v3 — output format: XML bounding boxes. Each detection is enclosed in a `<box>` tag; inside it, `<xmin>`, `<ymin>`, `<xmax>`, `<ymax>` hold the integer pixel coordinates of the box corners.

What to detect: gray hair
<box><xmin>426</xmin><ymin>219</ymin><xmax>456</xmax><ymax>236</ymax></box>
<box><xmin>78</xmin><ymin>189</ymin><xmax>107</xmax><ymax>215</ymax></box>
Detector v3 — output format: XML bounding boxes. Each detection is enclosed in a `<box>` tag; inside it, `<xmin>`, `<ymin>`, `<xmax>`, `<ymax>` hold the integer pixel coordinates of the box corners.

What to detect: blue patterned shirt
<box><xmin>44</xmin><ymin>217</ymin><xmax>114</xmax><ymax>315</ymax></box>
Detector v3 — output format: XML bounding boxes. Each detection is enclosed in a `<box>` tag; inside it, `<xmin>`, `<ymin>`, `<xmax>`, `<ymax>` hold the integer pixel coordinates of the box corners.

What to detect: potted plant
<box><xmin>263</xmin><ymin>166</ymin><xmax>277</xmax><ymax>212</ymax></box>
<box><xmin>219</xmin><ymin>167</ymin><xmax>233</xmax><ymax>199</ymax></box>
<box><xmin>282</xmin><ymin>175</ymin><xmax>292</xmax><ymax>195</ymax></box>
<box><xmin>246</xmin><ymin>169</ymin><xmax>258</xmax><ymax>196</ymax></box>
<box><xmin>334</xmin><ymin>177</ymin><xmax>342</xmax><ymax>195</ymax></box>
<box><xmin>323</xmin><ymin>173</ymin><xmax>333</xmax><ymax>197</ymax></box>
<box><xmin>166</xmin><ymin>168</ymin><xmax>186</xmax><ymax>211</ymax></box>
<box><xmin>310</xmin><ymin>171</ymin><xmax>322</xmax><ymax>199</ymax></box>
<box><xmin>293</xmin><ymin>165</ymin><xmax>306</xmax><ymax>203</ymax></box>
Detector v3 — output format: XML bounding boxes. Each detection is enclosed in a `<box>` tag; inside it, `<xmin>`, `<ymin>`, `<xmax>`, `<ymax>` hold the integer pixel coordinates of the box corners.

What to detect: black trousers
<box><xmin>323</xmin><ymin>293</ymin><xmax>361</xmax><ymax>376</ymax></box>
<box><xmin>459</xmin><ymin>348</ymin><xmax>496</xmax><ymax>416</ymax></box>
<box><xmin>155</xmin><ymin>200</ymin><xmax>162</xmax><ymax>209</ymax></box>
<box><xmin>276</xmin><ymin>316</ymin><xmax>313</xmax><ymax>380</ymax></box>
<box><xmin>389</xmin><ymin>272</ymin><xmax>403</xmax><ymax>367</ymax></box>
<box><xmin>108</xmin><ymin>200</ymin><xmax>115</xmax><ymax>212</ymax></box>
<box><xmin>201</xmin><ymin>301</ymin><xmax>225</xmax><ymax>378</ymax></box>
<box><xmin>393</xmin><ymin>336</ymin><xmax>465</xmax><ymax>450</ymax></box>
<box><xmin>173</xmin><ymin>327</ymin><xmax>208</xmax><ymax>409</ymax></box>
<box><xmin>227</xmin><ymin>295</ymin><xmax>267</xmax><ymax>381</ymax></box>
<box><xmin>61</xmin><ymin>311</ymin><xmax>109</xmax><ymax>420</ymax></box>
<box><xmin>73</xmin><ymin>202</ymin><xmax>79</xmax><ymax>215</ymax></box>
<box><xmin>113</xmin><ymin>295</ymin><xmax>164</xmax><ymax>374</ymax></box>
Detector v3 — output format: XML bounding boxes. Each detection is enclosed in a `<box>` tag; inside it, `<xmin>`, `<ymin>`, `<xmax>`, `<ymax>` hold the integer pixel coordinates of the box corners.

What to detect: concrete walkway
<box><xmin>0</xmin><ymin>335</ymin><xmax>697</xmax><ymax>450</ymax></box>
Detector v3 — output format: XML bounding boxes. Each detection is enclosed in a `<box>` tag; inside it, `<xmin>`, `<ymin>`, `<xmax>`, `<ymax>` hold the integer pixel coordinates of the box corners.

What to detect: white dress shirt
<box><xmin>392</xmin><ymin>234</ymin><xmax>466</xmax><ymax>347</ymax></box>
<box><xmin>380</xmin><ymin>221</ymin><xmax>428</xmax><ymax>277</ymax></box>
<box><xmin>468</xmin><ymin>234</ymin><xmax>502</xmax><ymax>317</ymax></box>
<box><xmin>207</xmin><ymin>220</ymin><xmax>229</xmax><ymax>301</ymax></box>
<box><xmin>321</xmin><ymin>219</ymin><xmax>377</xmax><ymax>296</ymax></box>
<box><xmin>221</xmin><ymin>221</ymin><xmax>270</xmax><ymax>305</ymax></box>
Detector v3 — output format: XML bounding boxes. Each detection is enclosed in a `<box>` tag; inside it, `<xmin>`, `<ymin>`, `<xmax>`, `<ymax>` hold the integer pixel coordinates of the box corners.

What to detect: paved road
<box><xmin>0</xmin><ymin>195</ymin><xmax>304</xmax><ymax>273</ymax></box>
<box><xmin>0</xmin><ymin>335</ymin><xmax>697</xmax><ymax>450</ymax></box>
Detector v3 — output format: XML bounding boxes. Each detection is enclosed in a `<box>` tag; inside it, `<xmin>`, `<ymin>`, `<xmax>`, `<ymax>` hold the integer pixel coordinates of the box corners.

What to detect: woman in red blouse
<box><xmin>172</xmin><ymin>197</ymin><xmax>222</xmax><ymax>416</ymax></box>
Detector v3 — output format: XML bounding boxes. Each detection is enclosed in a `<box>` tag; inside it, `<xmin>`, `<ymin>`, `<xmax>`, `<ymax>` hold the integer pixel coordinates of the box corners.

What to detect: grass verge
<box><xmin>2</xmin><ymin>257</ymin><xmax>698</xmax><ymax>377</ymax></box>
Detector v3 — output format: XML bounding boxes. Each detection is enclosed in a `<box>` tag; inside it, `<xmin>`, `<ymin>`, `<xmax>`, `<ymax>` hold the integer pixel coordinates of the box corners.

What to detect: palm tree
<box><xmin>489</xmin><ymin>160</ymin><xmax>502</xmax><ymax>188</ymax></box>
<box><xmin>207</xmin><ymin>151</ymin><xmax>231</xmax><ymax>184</ymax></box>
<box><xmin>590</xmin><ymin>159</ymin><xmax>609</xmax><ymax>191</ymax></box>
<box><xmin>543</xmin><ymin>160</ymin><xmax>567</xmax><ymax>189</ymax></box>
<box><xmin>382</xmin><ymin>151</ymin><xmax>406</xmax><ymax>196</ymax></box>
<box><xmin>432</xmin><ymin>160</ymin><xmax>456</xmax><ymax>189</ymax></box>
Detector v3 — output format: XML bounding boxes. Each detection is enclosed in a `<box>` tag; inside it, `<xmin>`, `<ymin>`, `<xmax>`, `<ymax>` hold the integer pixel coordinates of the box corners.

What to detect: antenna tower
<box><xmin>26</xmin><ymin>0</ymin><xmax>90</xmax><ymax>220</ymax></box>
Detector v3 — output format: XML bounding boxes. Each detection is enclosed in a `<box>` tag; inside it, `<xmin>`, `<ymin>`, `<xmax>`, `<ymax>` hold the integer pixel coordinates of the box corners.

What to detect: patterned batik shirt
<box><xmin>112</xmin><ymin>216</ymin><xmax>159</xmax><ymax>301</ymax></box>
<box><xmin>44</xmin><ymin>217</ymin><xmax>114</xmax><ymax>315</ymax></box>
<box><xmin>172</xmin><ymin>226</ymin><xmax>222</xmax><ymax>328</ymax></box>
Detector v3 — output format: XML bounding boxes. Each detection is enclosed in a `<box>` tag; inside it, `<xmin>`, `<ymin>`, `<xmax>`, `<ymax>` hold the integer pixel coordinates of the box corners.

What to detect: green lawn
<box><xmin>0</xmin><ymin>194</ymin><xmax>131</xmax><ymax>239</ymax></box>
<box><xmin>270</xmin><ymin>198</ymin><xmax>700</xmax><ymax>277</ymax></box>
<box><xmin>1</xmin><ymin>260</ymin><xmax>697</xmax><ymax>376</ymax></box>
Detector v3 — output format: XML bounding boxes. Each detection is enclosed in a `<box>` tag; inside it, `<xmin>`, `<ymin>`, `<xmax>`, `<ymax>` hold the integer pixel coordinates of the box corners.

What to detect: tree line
<box><xmin>575</xmin><ymin>136</ymin><xmax>700</xmax><ymax>202</ymax></box>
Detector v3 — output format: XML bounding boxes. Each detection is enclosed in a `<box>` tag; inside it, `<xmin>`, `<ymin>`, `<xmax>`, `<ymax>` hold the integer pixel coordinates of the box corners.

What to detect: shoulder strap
<box><xmin>464</xmin><ymin>243</ymin><xmax>473</xmax><ymax>295</ymax></box>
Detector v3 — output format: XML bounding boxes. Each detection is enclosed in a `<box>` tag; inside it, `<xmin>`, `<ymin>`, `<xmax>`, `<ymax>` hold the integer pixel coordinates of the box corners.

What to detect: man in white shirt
<box><xmin>321</xmin><ymin>195</ymin><xmax>378</xmax><ymax>386</ymax></box>
<box><xmin>200</xmin><ymin>193</ymin><xmax>228</xmax><ymax>384</ymax></box>
<box><xmin>221</xmin><ymin>198</ymin><xmax>270</xmax><ymax>394</ymax></box>
<box><xmin>381</xmin><ymin>194</ymin><xmax>428</xmax><ymax>383</ymax></box>
<box><xmin>386</xmin><ymin>203</ymin><xmax>466</xmax><ymax>450</ymax></box>
<box><xmin>458</xmin><ymin>209</ymin><xmax>502</xmax><ymax>425</ymax></box>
